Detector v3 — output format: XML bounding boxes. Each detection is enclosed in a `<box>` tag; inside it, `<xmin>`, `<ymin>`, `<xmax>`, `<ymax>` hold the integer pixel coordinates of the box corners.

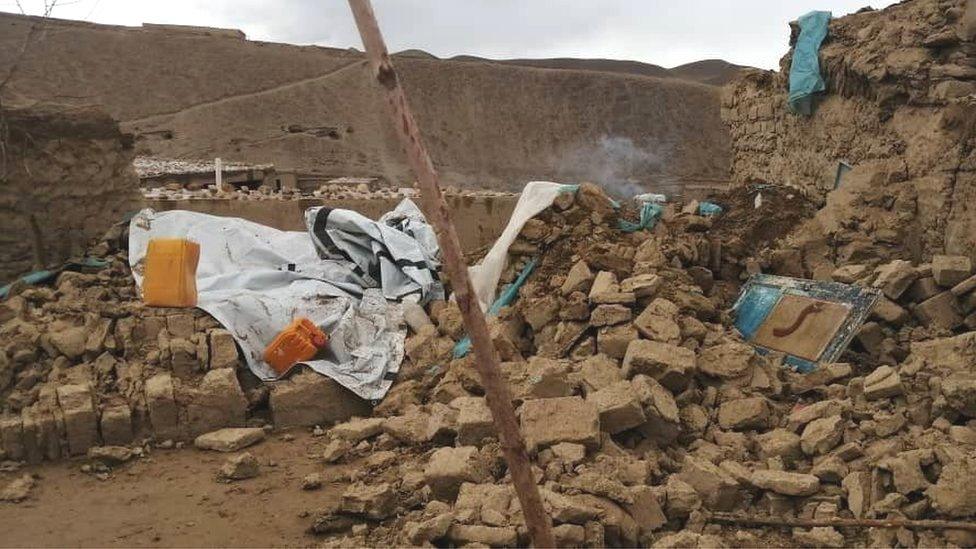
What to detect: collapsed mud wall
<box><xmin>0</xmin><ymin>102</ymin><xmax>139</xmax><ymax>281</ymax></box>
<box><xmin>721</xmin><ymin>0</ymin><xmax>976</xmax><ymax>273</ymax></box>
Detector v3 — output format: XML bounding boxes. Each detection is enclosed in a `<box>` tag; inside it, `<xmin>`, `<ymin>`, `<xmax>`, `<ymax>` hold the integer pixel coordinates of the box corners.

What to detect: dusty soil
<box><xmin>0</xmin><ymin>431</ymin><xmax>345</xmax><ymax>548</ymax></box>
<box><xmin>708</xmin><ymin>185</ymin><xmax>818</xmax><ymax>253</ymax></box>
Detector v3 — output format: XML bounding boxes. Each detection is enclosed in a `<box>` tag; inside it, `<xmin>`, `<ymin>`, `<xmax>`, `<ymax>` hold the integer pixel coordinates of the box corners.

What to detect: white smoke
<box><xmin>557</xmin><ymin>136</ymin><xmax>673</xmax><ymax>199</ymax></box>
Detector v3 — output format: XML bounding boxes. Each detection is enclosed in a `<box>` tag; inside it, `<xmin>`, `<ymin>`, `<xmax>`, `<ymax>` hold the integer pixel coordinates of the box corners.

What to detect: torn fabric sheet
<box><xmin>468</xmin><ymin>181</ymin><xmax>578</xmax><ymax>311</ymax></box>
<box><xmin>128</xmin><ymin>204</ymin><xmax>437</xmax><ymax>401</ymax></box>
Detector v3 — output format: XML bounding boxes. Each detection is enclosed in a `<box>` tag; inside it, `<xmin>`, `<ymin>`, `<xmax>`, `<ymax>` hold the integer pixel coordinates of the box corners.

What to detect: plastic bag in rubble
<box><xmin>618</xmin><ymin>202</ymin><xmax>664</xmax><ymax>232</ymax></box>
<box><xmin>698</xmin><ymin>201</ymin><xmax>723</xmax><ymax>217</ymax></box>
<box><xmin>633</xmin><ymin>192</ymin><xmax>667</xmax><ymax>204</ymax></box>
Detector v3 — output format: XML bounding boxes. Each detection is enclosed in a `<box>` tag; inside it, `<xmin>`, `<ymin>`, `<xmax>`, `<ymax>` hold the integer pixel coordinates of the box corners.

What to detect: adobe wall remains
<box><xmin>721</xmin><ymin>0</ymin><xmax>976</xmax><ymax>273</ymax></box>
<box><xmin>0</xmin><ymin>102</ymin><xmax>140</xmax><ymax>282</ymax></box>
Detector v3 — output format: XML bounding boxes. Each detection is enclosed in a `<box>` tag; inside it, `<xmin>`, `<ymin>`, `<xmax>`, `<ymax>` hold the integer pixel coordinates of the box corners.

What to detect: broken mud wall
<box><xmin>0</xmin><ymin>12</ymin><xmax>729</xmax><ymax>193</ymax></box>
<box><xmin>721</xmin><ymin>0</ymin><xmax>976</xmax><ymax>273</ymax></box>
<box><xmin>0</xmin><ymin>102</ymin><xmax>139</xmax><ymax>281</ymax></box>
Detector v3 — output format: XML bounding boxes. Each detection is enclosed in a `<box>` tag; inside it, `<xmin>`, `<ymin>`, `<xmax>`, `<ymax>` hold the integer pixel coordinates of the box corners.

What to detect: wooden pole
<box><xmin>345</xmin><ymin>1</ymin><xmax>555</xmax><ymax>547</ymax></box>
<box><xmin>709</xmin><ymin>512</ymin><xmax>976</xmax><ymax>532</ymax></box>
<box><xmin>215</xmin><ymin>157</ymin><xmax>223</xmax><ymax>192</ymax></box>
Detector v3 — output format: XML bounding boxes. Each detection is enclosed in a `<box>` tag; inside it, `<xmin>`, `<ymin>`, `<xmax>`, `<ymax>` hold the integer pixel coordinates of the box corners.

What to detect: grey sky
<box><xmin>7</xmin><ymin>0</ymin><xmax>896</xmax><ymax>69</ymax></box>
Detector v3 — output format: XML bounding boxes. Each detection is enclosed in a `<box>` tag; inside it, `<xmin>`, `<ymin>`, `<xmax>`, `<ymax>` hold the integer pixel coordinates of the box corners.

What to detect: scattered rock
<box><xmin>801</xmin><ymin>415</ymin><xmax>845</xmax><ymax>456</ymax></box>
<box><xmin>520</xmin><ymin>396</ymin><xmax>601</xmax><ymax>450</ymax></box>
<box><xmin>218</xmin><ymin>452</ymin><xmax>260</xmax><ymax>481</ymax></box>
<box><xmin>750</xmin><ymin>469</ymin><xmax>821</xmax><ymax>496</ymax></box>
<box><xmin>0</xmin><ymin>474</ymin><xmax>34</xmax><ymax>502</ymax></box>
<box><xmin>717</xmin><ymin>397</ymin><xmax>769</xmax><ymax>431</ymax></box>
<box><xmin>424</xmin><ymin>446</ymin><xmax>489</xmax><ymax>501</ymax></box>
<box><xmin>340</xmin><ymin>482</ymin><xmax>396</xmax><ymax>520</ymax></box>
<box><xmin>87</xmin><ymin>445</ymin><xmax>134</xmax><ymax>465</ymax></box>
<box><xmin>194</xmin><ymin>427</ymin><xmax>266</xmax><ymax>452</ymax></box>
<box><xmin>301</xmin><ymin>473</ymin><xmax>323</xmax><ymax>490</ymax></box>
<box><xmin>927</xmin><ymin>457</ymin><xmax>976</xmax><ymax>518</ymax></box>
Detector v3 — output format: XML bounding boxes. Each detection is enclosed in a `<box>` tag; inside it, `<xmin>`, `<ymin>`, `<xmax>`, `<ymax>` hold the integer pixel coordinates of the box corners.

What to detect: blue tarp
<box><xmin>788</xmin><ymin>10</ymin><xmax>831</xmax><ymax>116</ymax></box>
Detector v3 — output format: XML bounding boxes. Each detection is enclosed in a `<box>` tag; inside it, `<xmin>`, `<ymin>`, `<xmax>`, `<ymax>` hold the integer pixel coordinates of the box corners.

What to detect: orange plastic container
<box><xmin>142</xmin><ymin>238</ymin><xmax>200</xmax><ymax>307</ymax></box>
<box><xmin>264</xmin><ymin>318</ymin><xmax>329</xmax><ymax>375</ymax></box>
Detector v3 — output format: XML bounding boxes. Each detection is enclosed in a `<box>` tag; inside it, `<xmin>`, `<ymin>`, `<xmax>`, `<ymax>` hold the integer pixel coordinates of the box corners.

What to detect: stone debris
<box><xmin>749</xmin><ymin>470</ymin><xmax>820</xmax><ymax>497</ymax></box>
<box><xmin>932</xmin><ymin>255</ymin><xmax>972</xmax><ymax>288</ymax></box>
<box><xmin>194</xmin><ymin>427</ymin><xmax>266</xmax><ymax>452</ymax></box>
<box><xmin>424</xmin><ymin>446</ymin><xmax>489</xmax><ymax>501</ymax></box>
<box><xmin>87</xmin><ymin>445</ymin><xmax>134</xmax><ymax>465</ymax></box>
<box><xmin>0</xmin><ymin>474</ymin><xmax>35</xmax><ymax>503</ymax></box>
<box><xmin>218</xmin><ymin>452</ymin><xmax>260</xmax><ymax>481</ymax></box>
<box><xmin>520</xmin><ymin>396</ymin><xmax>601</xmax><ymax>450</ymax></box>
<box><xmin>301</xmin><ymin>473</ymin><xmax>323</xmax><ymax>491</ymax></box>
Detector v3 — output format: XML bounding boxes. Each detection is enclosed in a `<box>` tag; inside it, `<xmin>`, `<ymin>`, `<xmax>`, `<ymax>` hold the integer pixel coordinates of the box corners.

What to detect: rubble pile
<box><xmin>0</xmin><ymin>228</ymin><xmax>369</xmax><ymax>463</ymax></box>
<box><xmin>300</xmin><ymin>184</ymin><xmax>976</xmax><ymax>548</ymax></box>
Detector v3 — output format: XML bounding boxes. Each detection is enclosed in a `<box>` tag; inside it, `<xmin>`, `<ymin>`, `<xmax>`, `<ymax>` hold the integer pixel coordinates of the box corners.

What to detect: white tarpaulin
<box><xmin>468</xmin><ymin>181</ymin><xmax>577</xmax><ymax>311</ymax></box>
<box><xmin>128</xmin><ymin>200</ymin><xmax>442</xmax><ymax>401</ymax></box>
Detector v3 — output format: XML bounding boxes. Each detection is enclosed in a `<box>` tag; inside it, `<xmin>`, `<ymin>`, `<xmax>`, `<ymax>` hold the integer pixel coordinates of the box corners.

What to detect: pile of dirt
<box><xmin>0</xmin><ymin>11</ymin><xmax>731</xmax><ymax>193</ymax></box>
<box><xmin>707</xmin><ymin>184</ymin><xmax>819</xmax><ymax>260</ymax></box>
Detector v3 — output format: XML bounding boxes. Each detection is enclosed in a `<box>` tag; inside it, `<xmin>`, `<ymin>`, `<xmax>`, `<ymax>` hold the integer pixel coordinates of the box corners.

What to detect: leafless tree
<box><xmin>12</xmin><ymin>0</ymin><xmax>61</xmax><ymax>17</ymax></box>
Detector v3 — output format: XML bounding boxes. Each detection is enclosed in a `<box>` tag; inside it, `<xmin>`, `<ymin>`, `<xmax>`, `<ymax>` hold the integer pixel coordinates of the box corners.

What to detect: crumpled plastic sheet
<box><xmin>128</xmin><ymin>203</ymin><xmax>441</xmax><ymax>401</ymax></box>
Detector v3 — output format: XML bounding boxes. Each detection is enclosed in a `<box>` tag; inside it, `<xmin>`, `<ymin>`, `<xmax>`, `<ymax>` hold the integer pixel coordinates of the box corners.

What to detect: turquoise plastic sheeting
<box><xmin>733</xmin><ymin>284</ymin><xmax>782</xmax><ymax>340</ymax></box>
<box><xmin>618</xmin><ymin>202</ymin><xmax>664</xmax><ymax>232</ymax></box>
<box><xmin>698</xmin><ymin>201</ymin><xmax>723</xmax><ymax>217</ymax></box>
<box><xmin>788</xmin><ymin>10</ymin><xmax>831</xmax><ymax>116</ymax></box>
<box><xmin>452</xmin><ymin>257</ymin><xmax>538</xmax><ymax>359</ymax></box>
<box><xmin>1</xmin><ymin>257</ymin><xmax>109</xmax><ymax>299</ymax></box>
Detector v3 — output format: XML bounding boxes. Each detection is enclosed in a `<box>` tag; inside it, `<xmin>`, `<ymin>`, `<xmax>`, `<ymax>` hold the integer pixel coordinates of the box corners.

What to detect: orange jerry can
<box><xmin>142</xmin><ymin>238</ymin><xmax>200</xmax><ymax>307</ymax></box>
<box><xmin>264</xmin><ymin>318</ymin><xmax>329</xmax><ymax>375</ymax></box>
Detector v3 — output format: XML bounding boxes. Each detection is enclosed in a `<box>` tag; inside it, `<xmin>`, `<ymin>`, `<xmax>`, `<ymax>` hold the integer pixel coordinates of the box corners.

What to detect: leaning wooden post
<box><xmin>346</xmin><ymin>1</ymin><xmax>555</xmax><ymax>546</ymax></box>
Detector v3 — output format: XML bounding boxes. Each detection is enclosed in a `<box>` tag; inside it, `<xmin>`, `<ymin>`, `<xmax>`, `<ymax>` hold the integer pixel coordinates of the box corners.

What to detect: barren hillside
<box><xmin>450</xmin><ymin>55</ymin><xmax>745</xmax><ymax>85</ymax></box>
<box><xmin>0</xmin><ymin>12</ymin><xmax>731</xmax><ymax>192</ymax></box>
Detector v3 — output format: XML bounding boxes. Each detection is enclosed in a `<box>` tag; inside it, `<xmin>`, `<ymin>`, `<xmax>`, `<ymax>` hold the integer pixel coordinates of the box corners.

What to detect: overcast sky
<box><xmin>5</xmin><ymin>0</ymin><xmax>897</xmax><ymax>69</ymax></box>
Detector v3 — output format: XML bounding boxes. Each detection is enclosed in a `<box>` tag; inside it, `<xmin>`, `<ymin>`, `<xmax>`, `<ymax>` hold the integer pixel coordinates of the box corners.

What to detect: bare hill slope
<box><xmin>451</xmin><ymin>55</ymin><xmax>745</xmax><ymax>85</ymax></box>
<box><xmin>670</xmin><ymin>59</ymin><xmax>746</xmax><ymax>86</ymax></box>
<box><xmin>0</xmin><ymin>12</ymin><xmax>731</xmax><ymax>192</ymax></box>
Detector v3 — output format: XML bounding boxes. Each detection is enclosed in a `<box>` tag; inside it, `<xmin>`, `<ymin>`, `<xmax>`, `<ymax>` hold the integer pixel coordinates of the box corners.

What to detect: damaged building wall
<box><xmin>0</xmin><ymin>102</ymin><xmax>140</xmax><ymax>281</ymax></box>
<box><xmin>721</xmin><ymin>0</ymin><xmax>976</xmax><ymax>273</ymax></box>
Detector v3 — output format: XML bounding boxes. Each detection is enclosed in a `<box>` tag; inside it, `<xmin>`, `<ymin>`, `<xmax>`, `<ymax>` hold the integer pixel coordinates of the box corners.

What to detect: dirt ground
<box><xmin>0</xmin><ymin>432</ymin><xmax>346</xmax><ymax>548</ymax></box>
